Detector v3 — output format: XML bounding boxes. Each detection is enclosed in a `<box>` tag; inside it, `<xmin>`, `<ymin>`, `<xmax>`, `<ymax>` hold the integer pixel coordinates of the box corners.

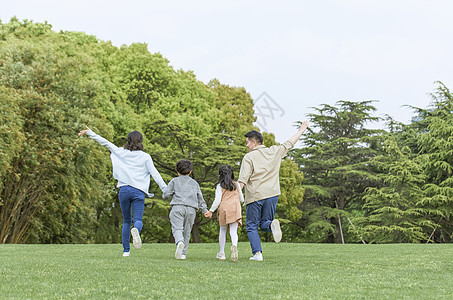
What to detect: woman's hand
<box><xmin>78</xmin><ymin>126</ymin><xmax>90</xmax><ymax>136</ymax></box>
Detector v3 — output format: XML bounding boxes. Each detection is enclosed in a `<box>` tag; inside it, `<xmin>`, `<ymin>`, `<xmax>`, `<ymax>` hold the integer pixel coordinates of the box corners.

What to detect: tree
<box><xmin>292</xmin><ymin>101</ymin><xmax>383</xmax><ymax>243</ymax></box>
<box><xmin>408</xmin><ymin>82</ymin><xmax>453</xmax><ymax>242</ymax></box>
<box><xmin>354</xmin><ymin>133</ymin><xmax>429</xmax><ymax>243</ymax></box>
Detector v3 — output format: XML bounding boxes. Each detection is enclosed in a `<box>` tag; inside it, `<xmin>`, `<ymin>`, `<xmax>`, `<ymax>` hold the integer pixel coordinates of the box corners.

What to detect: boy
<box><xmin>163</xmin><ymin>159</ymin><xmax>208</xmax><ymax>260</ymax></box>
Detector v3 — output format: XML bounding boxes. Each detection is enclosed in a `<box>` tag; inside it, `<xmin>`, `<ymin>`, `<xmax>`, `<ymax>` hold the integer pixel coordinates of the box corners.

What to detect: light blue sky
<box><xmin>3</xmin><ymin>0</ymin><xmax>453</xmax><ymax>142</ymax></box>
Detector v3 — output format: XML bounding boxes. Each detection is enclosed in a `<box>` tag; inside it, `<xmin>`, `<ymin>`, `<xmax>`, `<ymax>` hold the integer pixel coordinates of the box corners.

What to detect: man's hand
<box><xmin>298</xmin><ymin>121</ymin><xmax>308</xmax><ymax>133</ymax></box>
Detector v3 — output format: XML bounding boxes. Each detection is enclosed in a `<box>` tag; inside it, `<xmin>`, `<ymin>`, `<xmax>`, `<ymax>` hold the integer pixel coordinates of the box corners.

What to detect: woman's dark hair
<box><xmin>124</xmin><ymin>131</ymin><xmax>144</xmax><ymax>151</ymax></box>
<box><xmin>176</xmin><ymin>159</ymin><xmax>193</xmax><ymax>175</ymax></box>
<box><xmin>244</xmin><ymin>130</ymin><xmax>263</xmax><ymax>144</ymax></box>
<box><xmin>215</xmin><ymin>165</ymin><xmax>236</xmax><ymax>191</ymax></box>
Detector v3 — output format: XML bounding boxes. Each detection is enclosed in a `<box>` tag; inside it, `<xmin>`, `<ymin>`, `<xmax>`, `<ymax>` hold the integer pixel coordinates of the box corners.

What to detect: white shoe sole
<box><xmin>131</xmin><ymin>228</ymin><xmax>142</xmax><ymax>249</ymax></box>
<box><xmin>271</xmin><ymin>219</ymin><xmax>282</xmax><ymax>243</ymax></box>
<box><xmin>231</xmin><ymin>245</ymin><xmax>238</xmax><ymax>262</ymax></box>
<box><xmin>175</xmin><ymin>242</ymin><xmax>185</xmax><ymax>259</ymax></box>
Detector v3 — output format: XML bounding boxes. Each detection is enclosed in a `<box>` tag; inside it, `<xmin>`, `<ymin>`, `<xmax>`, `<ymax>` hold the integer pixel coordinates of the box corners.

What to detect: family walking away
<box><xmin>78</xmin><ymin>120</ymin><xmax>308</xmax><ymax>261</ymax></box>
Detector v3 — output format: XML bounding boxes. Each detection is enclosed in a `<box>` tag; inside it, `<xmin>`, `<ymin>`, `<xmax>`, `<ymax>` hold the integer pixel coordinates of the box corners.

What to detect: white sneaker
<box><xmin>131</xmin><ymin>228</ymin><xmax>142</xmax><ymax>249</ymax></box>
<box><xmin>271</xmin><ymin>219</ymin><xmax>282</xmax><ymax>243</ymax></box>
<box><xmin>175</xmin><ymin>241</ymin><xmax>185</xmax><ymax>259</ymax></box>
<box><xmin>216</xmin><ymin>252</ymin><xmax>226</xmax><ymax>260</ymax></box>
<box><xmin>249</xmin><ymin>252</ymin><xmax>263</xmax><ymax>261</ymax></box>
<box><xmin>231</xmin><ymin>245</ymin><xmax>238</xmax><ymax>262</ymax></box>
<box><xmin>180</xmin><ymin>255</ymin><xmax>186</xmax><ymax>260</ymax></box>
<box><xmin>123</xmin><ymin>252</ymin><xmax>130</xmax><ymax>257</ymax></box>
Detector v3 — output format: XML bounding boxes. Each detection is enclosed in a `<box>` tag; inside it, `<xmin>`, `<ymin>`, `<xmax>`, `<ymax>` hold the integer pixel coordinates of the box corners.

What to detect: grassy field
<box><xmin>1</xmin><ymin>242</ymin><xmax>452</xmax><ymax>299</ymax></box>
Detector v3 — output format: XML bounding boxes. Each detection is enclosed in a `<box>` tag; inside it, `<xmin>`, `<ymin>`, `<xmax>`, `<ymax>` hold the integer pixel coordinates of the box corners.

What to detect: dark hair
<box><xmin>244</xmin><ymin>130</ymin><xmax>263</xmax><ymax>144</ymax></box>
<box><xmin>176</xmin><ymin>159</ymin><xmax>193</xmax><ymax>175</ymax></box>
<box><xmin>124</xmin><ymin>131</ymin><xmax>144</xmax><ymax>151</ymax></box>
<box><xmin>215</xmin><ymin>165</ymin><xmax>236</xmax><ymax>191</ymax></box>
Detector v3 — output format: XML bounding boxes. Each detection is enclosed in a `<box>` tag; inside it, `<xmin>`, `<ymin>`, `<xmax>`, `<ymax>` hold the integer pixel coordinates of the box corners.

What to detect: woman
<box><xmin>78</xmin><ymin>126</ymin><xmax>167</xmax><ymax>256</ymax></box>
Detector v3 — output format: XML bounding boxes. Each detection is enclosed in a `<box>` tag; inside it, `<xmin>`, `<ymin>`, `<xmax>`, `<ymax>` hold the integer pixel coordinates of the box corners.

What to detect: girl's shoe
<box><xmin>216</xmin><ymin>252</ymin><xmax>226</xmax><ymax>260</ymax></box>
<box><xmin>230</xmin><ymin>245</ymin><xmax>238</xmax><ymax>262</ymax></box>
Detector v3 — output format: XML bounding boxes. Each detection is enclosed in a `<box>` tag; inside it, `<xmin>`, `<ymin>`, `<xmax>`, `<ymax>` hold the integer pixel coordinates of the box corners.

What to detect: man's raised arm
<box><xmin>288</xmin><ymin>121</ymin><xmax>309</xmax><ymax>146</ymax></box>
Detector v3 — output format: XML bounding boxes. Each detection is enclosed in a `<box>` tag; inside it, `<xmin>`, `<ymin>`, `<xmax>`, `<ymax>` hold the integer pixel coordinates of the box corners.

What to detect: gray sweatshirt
<box><xmin>163</xmin><ymin>175</ymin><xmax>208</xmax><ymax>213</ymax></box>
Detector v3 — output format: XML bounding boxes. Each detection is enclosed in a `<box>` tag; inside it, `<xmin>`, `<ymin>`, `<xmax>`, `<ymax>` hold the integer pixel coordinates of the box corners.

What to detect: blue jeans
<box><xmin>118</xmin><ymin>185</ymin><xmax>145</xmax><ymax>252</ymax></box>
<box><xmin>246</xmin><ymin>195</ymin><xmax>279</xmax><ymax>255</ymax></box>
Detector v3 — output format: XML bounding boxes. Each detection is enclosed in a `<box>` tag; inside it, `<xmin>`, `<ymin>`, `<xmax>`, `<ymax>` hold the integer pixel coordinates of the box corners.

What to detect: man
<box><xmin>238</xmin><ymin>121</ymin><xmax>308</xmax><ymax>261</ymax></box>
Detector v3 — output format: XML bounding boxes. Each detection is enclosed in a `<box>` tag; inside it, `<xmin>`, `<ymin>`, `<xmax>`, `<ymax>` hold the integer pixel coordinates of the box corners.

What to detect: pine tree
<box><xmin>292</xmin><ymin>100</ymin><xmax>383</xmax><ymax>243</ymax></box>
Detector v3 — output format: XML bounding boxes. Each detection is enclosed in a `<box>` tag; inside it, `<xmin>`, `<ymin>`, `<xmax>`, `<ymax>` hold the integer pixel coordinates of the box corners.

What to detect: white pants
<box><xmin>219</xmin><ymin>221</ymin><xmax>239</xmax><ymax>254</ymax></box>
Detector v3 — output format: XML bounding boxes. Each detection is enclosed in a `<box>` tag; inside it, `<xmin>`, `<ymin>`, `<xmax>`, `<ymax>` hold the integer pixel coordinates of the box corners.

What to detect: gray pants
<box><xmin>169</xmin><ymin>205</ymin><xmax>197</xmax><ymax>255</ymax></box>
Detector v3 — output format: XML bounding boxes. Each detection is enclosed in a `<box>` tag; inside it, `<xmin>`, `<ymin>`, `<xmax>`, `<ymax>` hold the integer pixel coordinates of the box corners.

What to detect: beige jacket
<box><xmin>238</xmin><ymin>140</ymin><xmax>294</xmax><ymax>205</ymax></box>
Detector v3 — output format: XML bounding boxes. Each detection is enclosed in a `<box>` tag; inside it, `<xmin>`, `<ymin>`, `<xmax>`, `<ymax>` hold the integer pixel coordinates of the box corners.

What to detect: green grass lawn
<box><xmin>1</xmin><ymin>242</ymin><xmax>452</xmax><ymax>299</ymax></box>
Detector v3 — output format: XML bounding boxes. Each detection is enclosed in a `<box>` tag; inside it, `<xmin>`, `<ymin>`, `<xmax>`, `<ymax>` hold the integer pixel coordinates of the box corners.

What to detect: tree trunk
<box><xmin>191</xmin><ymin>221</ymin><xmax>201</xmax><ymax>243</ymax></box>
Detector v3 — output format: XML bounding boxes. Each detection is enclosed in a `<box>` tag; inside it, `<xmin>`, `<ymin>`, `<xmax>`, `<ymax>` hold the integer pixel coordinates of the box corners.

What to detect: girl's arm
<box><xmin>209</xmin><ymin>185</ymin><xmax>223</xmax><ymax>212</ymax></box>
<box><xmin>78</xmin><ymin>126</ymin><xmax>118</xmax><ymax>152</ymax></box>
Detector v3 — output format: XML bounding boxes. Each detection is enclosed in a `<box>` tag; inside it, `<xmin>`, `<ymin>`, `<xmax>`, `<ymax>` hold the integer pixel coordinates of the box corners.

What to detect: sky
<box><xmin>3</xmin><ymin>0</ymin><xmax>453</xmax><ymax>143</ymax></box>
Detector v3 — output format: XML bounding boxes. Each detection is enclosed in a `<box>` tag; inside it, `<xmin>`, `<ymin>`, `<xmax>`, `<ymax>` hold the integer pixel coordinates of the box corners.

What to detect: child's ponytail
<box><xmin>215</xmin><ymin>165</ymin><xmax>236</xmax><ymax>191</ymax></box>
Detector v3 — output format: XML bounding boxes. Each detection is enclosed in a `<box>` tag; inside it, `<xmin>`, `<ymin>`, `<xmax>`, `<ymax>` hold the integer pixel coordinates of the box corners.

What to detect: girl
<box><xmin>204</xmin><ymin>165</ymin><xmax>244</xmax><ymax>262</ymax></box>
<box><xmin>78</xmin><ymin>126</ymin><xmax>167</xmax><ymax>256</ymax></box>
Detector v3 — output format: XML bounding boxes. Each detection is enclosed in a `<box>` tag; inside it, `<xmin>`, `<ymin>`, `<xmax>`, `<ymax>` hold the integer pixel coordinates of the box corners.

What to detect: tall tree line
<box><xmin>1</xmin><ymin>18</ymin><xmax>452</xmax><ymax>244</ymax></box>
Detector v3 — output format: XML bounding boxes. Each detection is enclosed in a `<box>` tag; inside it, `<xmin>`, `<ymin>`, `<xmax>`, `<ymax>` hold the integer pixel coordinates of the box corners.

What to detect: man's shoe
<box><xmin>231</xmin><ymin>245</ymin><xmax>238</xmax><ymax>262</ymax></box>
<box><xmin>271</xmin><ymin>219</ymin><xmax>282</xmax><ymax>243</ymax></box>
<box><xmin>175</xmin><ymin>241</ymin><xmax>185</xmax><ymax>259</ymax></box>
<box><xmin>122</xmin><ymin>252</ymin><xmax>130</xmax><ymax>257</ymax></box>
<box><xmin>216</xmin><ymin>252</ymin><xmax>226</xmax><ymax>260</ymax></box>
<box><xmin>249</xmin><ymin>252</ymin><xmax>263</xmax><ymax>261</ymax></box>
<box><xmin>131</xmin><ymin>228</ymin><xmax>142</xmax><ymax>249</ymax></box>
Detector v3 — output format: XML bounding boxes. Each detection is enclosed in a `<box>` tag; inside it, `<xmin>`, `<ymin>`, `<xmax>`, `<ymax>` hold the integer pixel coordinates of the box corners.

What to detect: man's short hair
<box><xmin>176</xmin><ymin>159</ymin><xmax>193</xmax><ymax>175</ymax></box>
<box><xmin>244</xmin><ymin>130</ymin><xmax>263</xmax><ymax>144</ymax></box>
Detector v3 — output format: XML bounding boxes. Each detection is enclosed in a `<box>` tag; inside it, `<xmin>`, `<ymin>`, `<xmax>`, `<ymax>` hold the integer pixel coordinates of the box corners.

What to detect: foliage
<box><xmin>291</xmin><ymin>101</ymin><xmax>384</xmax><ymax>243</ymax></box>
<box><xmin>354</xmin><ymin>133</ymin><xmax>430</xmax><ymax>243</ymax></box>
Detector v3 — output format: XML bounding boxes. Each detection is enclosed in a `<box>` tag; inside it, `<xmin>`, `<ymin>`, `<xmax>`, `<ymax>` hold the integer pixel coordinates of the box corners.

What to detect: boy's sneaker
<box><xmin>249</xmin><ymin>252</ymin><xmax>263</xmax><ymax>261</ymax></box>
<box><xmin>180</xmin><ymin>255</ymin><xmax>186</xmax><ymax>260</ymax></box>
<box><xmin>131</xmin><ymin>228</ymin><xmax>142</xmax><ymax>249</ymax></box>
<box><xmin>271</xmin><ymin>219</ymin><xmax>282</xmax><ymax>243</ymax></box>
<box><xmin>175</xmin><ymin>241</ymin><xmax>185</xmax><ymax>259</ymax></box>
<box><xmin>230</xmin><ymin>245</ymin><xmax>238</xmax><ymax>262</ymax></box>
<box><xmin>123</xmin><ymin>252</ymin><xmax>130</xmax><ymax>257</ymax></box>
<box><xmin>216</xmin><ymin>252</ymin><xmax>226</xmax><ymax>260</ymax></box>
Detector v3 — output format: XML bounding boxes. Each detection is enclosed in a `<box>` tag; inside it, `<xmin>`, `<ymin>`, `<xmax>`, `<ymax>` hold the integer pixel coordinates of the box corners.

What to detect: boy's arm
<box><xmin>162</xmin><ymin>180</ymin><xmax>174</xmax><ymax>200</ymax></box>
<box><xmin>196</xmin><ymin>185</ymin><xmax>208</xmax><ymax>214</ymax></box>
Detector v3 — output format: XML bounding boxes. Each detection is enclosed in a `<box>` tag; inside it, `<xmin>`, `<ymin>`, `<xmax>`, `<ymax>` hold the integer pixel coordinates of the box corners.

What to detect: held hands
<box><xmin>204</xmin><ymin>211</ymin><xmax>213</xmax><ymax>218</ymax></box>
<box><xmin>78</xmin><ymin>126</ymin><xmax>90</xmax><ymax>136</ymax></box>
